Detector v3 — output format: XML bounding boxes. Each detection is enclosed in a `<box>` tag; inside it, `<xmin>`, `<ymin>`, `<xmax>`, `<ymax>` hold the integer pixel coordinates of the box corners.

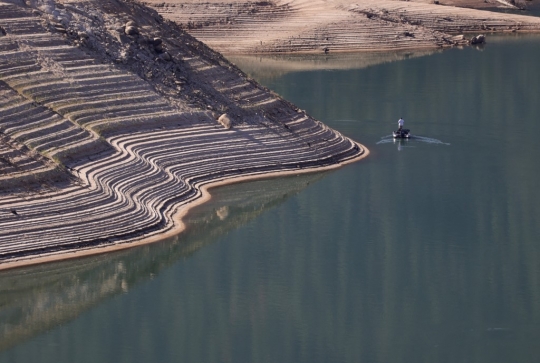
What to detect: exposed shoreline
<box><xmin>0</xmin><ymin>0</ymin><xmax>368</xmax><ymax>270</ymax></box>
<box><xmin>0</xmin><ymin>142</ymin><xmax>368</xmax><ymax>271</ymax></box>
<box><xmin>144</xmin><ymin>0</ymin><xmax>540</xmax><ymax>55</ymax></box>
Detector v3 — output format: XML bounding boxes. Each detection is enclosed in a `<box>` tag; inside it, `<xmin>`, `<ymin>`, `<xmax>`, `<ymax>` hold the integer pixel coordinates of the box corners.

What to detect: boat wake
<box><xmin>376</xmin><ymin>135</ymin><xmax>450</xmax><ymax>145</ymax></box>
<box><xmin>413</xmin><ymin>135</ymin><xmax>451</xmax><ymax>145</ymax></box>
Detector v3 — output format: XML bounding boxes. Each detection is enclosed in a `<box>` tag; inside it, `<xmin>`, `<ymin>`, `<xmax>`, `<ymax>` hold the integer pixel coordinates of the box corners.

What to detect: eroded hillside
<box><xmin>0</xmin><ymin>0</ymin><xmax>366</xmax><ymax>269</ymax></box>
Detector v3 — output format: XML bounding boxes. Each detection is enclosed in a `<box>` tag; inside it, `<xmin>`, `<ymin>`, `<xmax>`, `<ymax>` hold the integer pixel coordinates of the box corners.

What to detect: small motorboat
<box><xmin>393</xmin><ymin>128</ymin><xmax>410</xmax><ymax>139</ymax></box>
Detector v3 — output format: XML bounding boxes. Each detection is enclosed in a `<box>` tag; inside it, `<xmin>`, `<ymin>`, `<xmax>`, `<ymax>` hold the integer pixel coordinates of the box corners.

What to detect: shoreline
<box><xmin>0</xmin><ymin>0</ymin><xmax>368</xmax><ymax>268</ymax></box>
<box><xmin>0</xmin><ymin>142</ymin><xmax>368</xmax><ymax>271</ymax></box>
<box><xmin>145</xmin><ymin>0</ymin><xmax>540</xmax><ymax>55</ymax></box>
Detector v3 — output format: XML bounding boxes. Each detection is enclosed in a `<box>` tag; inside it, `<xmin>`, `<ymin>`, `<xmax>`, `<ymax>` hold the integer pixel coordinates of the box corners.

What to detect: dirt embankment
<box><xmin>143</xmin><ymin>0</ymin><xmax>540</xmax><ymax>54</ymax></box>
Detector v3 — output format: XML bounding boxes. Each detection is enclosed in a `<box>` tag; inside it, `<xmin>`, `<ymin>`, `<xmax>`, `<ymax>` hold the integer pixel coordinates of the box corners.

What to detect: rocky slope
<box><xmin>144</xmin><ymin>0</ymin><xmax>540</xmax><ymax>54</ymax></box>
<box><xmin>0</xmin><ymin>0</ymin><xmax>366</xmax><ymax>269</ymax></box>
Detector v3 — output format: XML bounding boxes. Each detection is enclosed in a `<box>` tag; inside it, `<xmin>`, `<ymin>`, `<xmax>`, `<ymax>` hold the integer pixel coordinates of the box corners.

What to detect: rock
<box><xmin>41</xmin><ymin>4</ymin><xmax>55</xmax><ymax>14</ymax></box>
<box><xmin>136</xmin><ymin>36</ymin><xmax>147</xmax><ymax>46</ymax></box>
<box><xmin>125</xmin><ymin>26</ymin><xmax>139</xmax><ymax>36</ymax></box>
<box><xmin>114</xmin><ymin>25</ymin><xmax>125</xmax><ymax>33</ymax></box>
<box><xmin>112</xmin><ymin>31</ymin><xmax>130</xmax><ymax>44</ymax></box>
<box><xmin>152</xmin><ymin>38</ymin><xmax>162</xmax><ymax>46</ymax></box>
<box><xmin>217</xmin><ymin>114</ymin><xmax>232</xmax><ymax>129</ymax></box>
<box><xmin>58</xmin><ymin>10</ymin><xmax>72</xmax><ymax>22</ymax></box>
<box><xmin>154</xmin><ymin>43</ymin><xmax>164</xmax><ymax>53</ymax></box>
<box><xmin>126</xmin><ymin>20</ymin><xmax>137</xmax><ymax>27</ymax></box>
<box><xmin>471</xmin><ymin>34</ymin><xmax>486</xmax><ymax>45</ymax></box>
<box><xmin>78</xmin><ymin>31</ymin><xmax>89</xmax><ymax>39</ymax></box>
<box><xmin>434</xmin><ymin>0</ymin><xmax>440</xmax><ymax>4</ymax></box>
<box><xmin>136</xmin><ymin>51</ymin><xmax>151</xmax><ymax>61</ymax></box>
<box><xmin>216</xmin><ymin>206</ymin><xmax>229</xmax><ymax>220</ymax></box>
<box><xmin>48</xmin><ymin>15</ymin><xmax>60</xmax><ymax>24</ymax></box>
<box><xmin>159</xmin><ymin>52</ymin><xmax>171</xmax><ymax>61</ymax></box>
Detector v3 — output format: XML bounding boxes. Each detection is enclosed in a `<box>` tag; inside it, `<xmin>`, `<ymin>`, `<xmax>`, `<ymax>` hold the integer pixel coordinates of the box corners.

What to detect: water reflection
<box><xmin>493</xmin><ymin>3</ymin><xmax>540</xmax><ymax>17</ymax></box>
<box><xmin>0</xmin><ymin>173</ymin><xmax>324</xmax><ymax>352</ymax></box>
<box><xmin>228</xmin><ymin>48</ymin><xmax>442</xmax><ymax>81</ymax></box>
<box><xmin>376</xmin><ymin>135</ymin><xmax>450</xmax><ymax>146</ymax></box>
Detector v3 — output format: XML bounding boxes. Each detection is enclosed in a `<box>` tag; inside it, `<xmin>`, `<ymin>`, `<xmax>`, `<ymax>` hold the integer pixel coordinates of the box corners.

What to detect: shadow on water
<box><xmin>0</xmin><ymin>172</ymin><xmax>326</xmax><ymax>352</ymax></box>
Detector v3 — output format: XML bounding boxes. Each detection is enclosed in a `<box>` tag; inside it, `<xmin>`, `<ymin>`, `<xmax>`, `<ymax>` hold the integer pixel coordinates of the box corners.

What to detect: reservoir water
<box><xmin>1</xmin><ymin>35</ymin><xmax>540</xmax><ymax>363</ymax></box>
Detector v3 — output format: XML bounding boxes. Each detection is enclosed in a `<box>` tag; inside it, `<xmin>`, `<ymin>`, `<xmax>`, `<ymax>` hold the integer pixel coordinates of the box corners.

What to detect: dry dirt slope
<box><xmin>144</xmin><ymin>0</ymin><xmax>540</xmax><ymax>54</ymax></box>
<box><xmin>0</xmin><ymin>0</ymin><xmax>366</xmax><ymax>269</ymax></box>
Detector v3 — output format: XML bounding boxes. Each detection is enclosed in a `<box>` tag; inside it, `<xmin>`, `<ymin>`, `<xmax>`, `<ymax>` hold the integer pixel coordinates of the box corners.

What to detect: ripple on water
<box><xmin>376</xmin><ymin>135</ymin><xmax>451</xmax><ymax>145</ymax></box>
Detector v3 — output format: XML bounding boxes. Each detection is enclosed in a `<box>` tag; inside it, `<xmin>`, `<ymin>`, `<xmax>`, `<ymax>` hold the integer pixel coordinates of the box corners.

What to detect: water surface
<box><xmin>1</xmin><ymin>34</ymin><xmax>540</xmax><ymax>363</ymax></box>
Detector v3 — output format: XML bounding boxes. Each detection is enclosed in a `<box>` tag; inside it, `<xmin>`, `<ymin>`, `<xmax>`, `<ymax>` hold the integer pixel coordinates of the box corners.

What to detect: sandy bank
<box><xmin>144</xmin><ymin>0</ymin><xmax>540</xmax><ymax>54</ymax></box>
<box><xmin>0</xmin><ymin>0</ymin><xmax>367</xmax><ymax>269</ymax></box>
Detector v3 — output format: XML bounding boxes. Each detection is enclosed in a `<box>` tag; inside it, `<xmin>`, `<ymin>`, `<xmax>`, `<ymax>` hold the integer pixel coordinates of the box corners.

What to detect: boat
<box><xmin>393</xmin><ymin>128</ymin><xmax>410</xmax><ymax>139</ymax></box>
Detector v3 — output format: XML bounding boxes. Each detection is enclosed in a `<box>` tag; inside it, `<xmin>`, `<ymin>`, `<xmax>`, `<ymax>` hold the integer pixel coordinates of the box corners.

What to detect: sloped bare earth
<box><xmin>0</xmin><ymin>0</ymin><xmax>366</xmax><ymax>269</ymax></box>
<box><xmin>144</xmin><ymin>0</ymin><xmax>540</xmax><ymax>54</ymax></box>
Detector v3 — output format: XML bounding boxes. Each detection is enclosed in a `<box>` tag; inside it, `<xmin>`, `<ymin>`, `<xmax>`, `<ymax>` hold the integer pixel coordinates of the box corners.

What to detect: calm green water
<box><xmin>1</xmin><ymin>35</ymin><xmax>540</xmax><ymax>363</ymax></box>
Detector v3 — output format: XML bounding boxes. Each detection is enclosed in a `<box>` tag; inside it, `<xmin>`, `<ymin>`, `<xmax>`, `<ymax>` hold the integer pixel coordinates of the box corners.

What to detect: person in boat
<box><xmin>398</xmin><ymin>117</ymin><xmax>404</xmax><ymax>131</ymax></box>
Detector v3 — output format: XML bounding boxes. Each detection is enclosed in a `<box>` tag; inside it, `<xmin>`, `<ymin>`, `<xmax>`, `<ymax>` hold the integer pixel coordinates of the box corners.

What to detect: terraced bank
<box><xmin>0</xmin><ymin>0</ymin><xmax>367</xmax><ymax>269</ymax></box>
<box><xmin>145</xmin><ymin>0</ymin><xmax>540</xmax><ymax>54</ymax></box>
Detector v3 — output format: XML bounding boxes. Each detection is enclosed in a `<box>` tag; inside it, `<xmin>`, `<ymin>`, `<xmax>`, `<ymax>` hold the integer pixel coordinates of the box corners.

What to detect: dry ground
<box><xmin>143</xmin><ymin>0</ymin><xmax>540</xmax><ymax>54</ymax></box>
<box><xmin>0</xmin><ymin>0</ymin><xmax>366</xmax><ymax>268</ymax></box>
